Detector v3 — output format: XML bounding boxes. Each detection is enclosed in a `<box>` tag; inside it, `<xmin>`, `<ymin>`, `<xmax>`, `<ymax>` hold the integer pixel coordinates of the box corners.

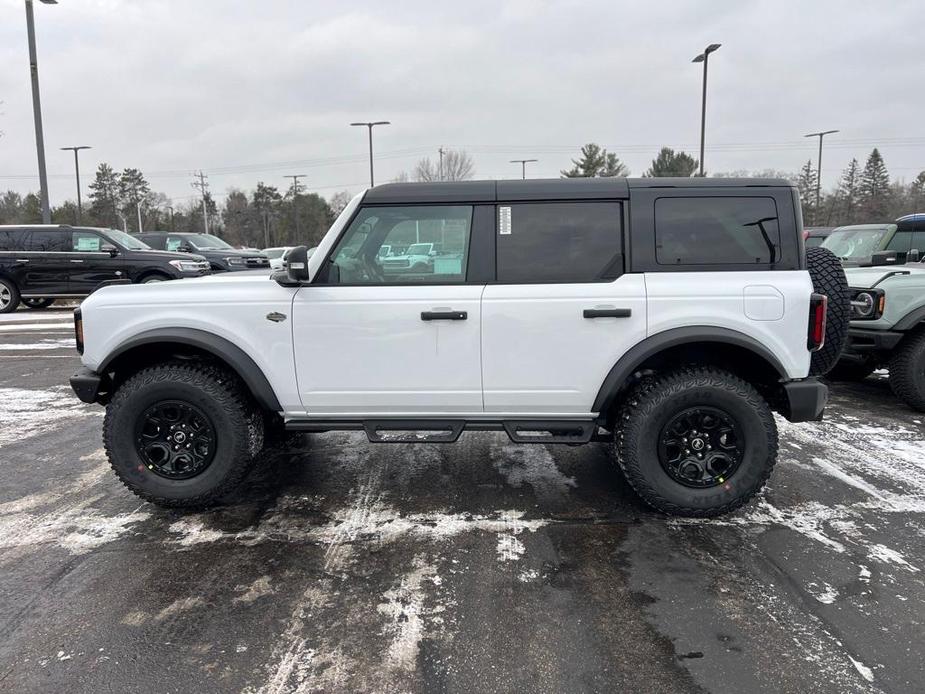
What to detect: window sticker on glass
<box><xmin>75</xmin><ymin>235</ymin><xmax>101</xmax><ymax>251</ymax></box>
<box><xmin>499</xmin><ymin>206</ymin><xmax>512</xmax><ymax>235</ymax></box>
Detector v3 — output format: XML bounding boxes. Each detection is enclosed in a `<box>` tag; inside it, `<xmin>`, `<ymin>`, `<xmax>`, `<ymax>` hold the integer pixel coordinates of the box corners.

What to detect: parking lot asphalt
<box><xmin>0</xmin><ymin>306</ymin><xmax>922</xmax><ymax>694</ymax></box>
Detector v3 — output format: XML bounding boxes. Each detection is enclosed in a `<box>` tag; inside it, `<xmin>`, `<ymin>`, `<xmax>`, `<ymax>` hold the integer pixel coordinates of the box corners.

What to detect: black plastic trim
<box><xmin>70</xmin><ymin>366</ymin><xmax>101</xmax><ymax>404</ymax></box>
<box><xmin>591</xmin><ymin>326</ymin><xmax>790</xmax><ymax>415</ymax></box>
<box><xmin>782</xmin><ymin>379</ymin><xmax>828</xmax><ymax>422</ymax></box>
<box><xmin>893</xmin><ymin>305</ymin><xmax>925</xmax><ymax>332</ymax></box>
<box><xmin>99</xmin><ymin>328</ymin><xmax>283</xmax><ymax>412</ymax></box>
<box><xmin>844</xmin><ymin>327</ymin><xmax>904</xmax><ymax>353</ymax></box>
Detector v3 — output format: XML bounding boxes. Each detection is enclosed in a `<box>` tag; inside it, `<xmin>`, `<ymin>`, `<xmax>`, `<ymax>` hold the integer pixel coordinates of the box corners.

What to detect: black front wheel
<box><xmin>22</xmin><ymin>298</ymin><xmax>55</xmax><ymax>309</ymax></box>
<box><xmin>614</xmin><ymin>367</ymin><xmax>778</xmax><ymax>517</ymax></box>
<box><xmin>104</xmin><ymin>362</ymin><xmax>263</xmax><ymax>507</ymax></box>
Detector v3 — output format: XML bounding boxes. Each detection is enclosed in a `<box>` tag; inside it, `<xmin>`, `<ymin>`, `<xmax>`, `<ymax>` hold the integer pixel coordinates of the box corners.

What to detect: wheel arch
<box><xmin>134</xmin><ymin>269</ymin><xmax>172</xmax><ymax>283</ymax></box>
<box><xmin>892</xmin><ymin>305</ymin><xmax>925</xmax><ymax>332</ymax></box>
<box><xmin>100</xmin><ymin>327</ymin><xmax>282</xmax><ymax>412</ymax></box>
<box><xmin>592</xmin><ymin>327</ymin><xmax>789</xmax><ymax>424</ymax></box>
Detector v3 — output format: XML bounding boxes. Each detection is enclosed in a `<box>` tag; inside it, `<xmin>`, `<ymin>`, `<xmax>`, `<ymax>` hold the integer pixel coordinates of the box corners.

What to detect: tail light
<box><xmin>74</xmin><ymin>308</ymin><xmax>84</xmax><ymax>355</ymax></box>
<box><xmin>808</xmin><ymin>293</ymin><xmax>827</xmax><ymax>351</ymax></box>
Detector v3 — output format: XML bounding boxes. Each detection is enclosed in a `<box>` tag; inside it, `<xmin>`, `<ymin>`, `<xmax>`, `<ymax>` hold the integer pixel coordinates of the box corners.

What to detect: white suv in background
<box><xmin>70</xmin><ymin>178</ymin><xmax>848</xmax><ymax>517</ymax></box>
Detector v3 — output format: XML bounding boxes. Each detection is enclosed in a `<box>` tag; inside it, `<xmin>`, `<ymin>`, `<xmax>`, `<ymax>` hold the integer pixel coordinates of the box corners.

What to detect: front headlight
<box><xmin>849</xmin><ymin>288</ymin><xmax>885</xmax><ymax>320</ymax></box>
<box><xmin>225</xmin><ymin>257</ymin><xmax>246</xmax><ymax>266</ymax></box>
<box><xmin>169</xmin><ymin>259</ymin><xmax>204</xmax><ymax>272</ymax></box>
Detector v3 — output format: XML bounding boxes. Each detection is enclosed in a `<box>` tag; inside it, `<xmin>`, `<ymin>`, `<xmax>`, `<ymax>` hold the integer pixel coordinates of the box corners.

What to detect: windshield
<box><xmin>103</xmin><ymin>228</ymin><xmax>151</xmax><ymax>250</ymax></box>
<box><xmin>406</xmin><ymin>244</ymin><xmax>432</xmax><ymax>255</ymax></box>
<box><xmin>822</xmin><ymin>227</ymin><xmax>890</xmax><ymax>259</ymax></box>
<box><xmin>185</xmin><ymin>233</ymin><xmax>233</xmax><ymax>250</ymax></box>
<box><xmin>264</xmin><ymin>248</ymin><xmax>287</xmax><ymax>259</ymax></box>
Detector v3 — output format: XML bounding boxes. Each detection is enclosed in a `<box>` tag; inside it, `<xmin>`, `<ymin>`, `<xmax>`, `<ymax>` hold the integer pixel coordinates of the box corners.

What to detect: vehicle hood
<box><xmin>133</xmin><ymin>249</ymin><xmax>208</xmax><ymax>262</ymax></box>
<box><xmin>843</xmin><ymin>265</ymin><xmax>925</xmax><ymax>288</ymax></box>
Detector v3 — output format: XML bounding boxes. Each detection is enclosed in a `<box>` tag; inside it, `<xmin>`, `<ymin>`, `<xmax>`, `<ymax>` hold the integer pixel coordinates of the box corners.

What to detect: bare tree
<box><xmin>413</xmin><ymin>149</ymin><xmax>474</xmax><ymax>182</ymax></box>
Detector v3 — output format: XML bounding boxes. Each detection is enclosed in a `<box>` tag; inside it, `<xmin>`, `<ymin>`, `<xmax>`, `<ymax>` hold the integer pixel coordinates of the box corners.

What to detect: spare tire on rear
<box><xmin>806</xmin><ymin>245</ymin><xmax>850</xmax><ymax>376</ymax></box>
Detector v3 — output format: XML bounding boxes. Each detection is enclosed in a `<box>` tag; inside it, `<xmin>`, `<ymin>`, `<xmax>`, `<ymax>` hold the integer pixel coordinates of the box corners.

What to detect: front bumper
<box><xmin>70</xmin><ymin>367</ymin><xmax>103</xmax><ymax>404</ymax></box>
<box><xmin>841</xmin><ymin>327</ymin><xmax>904</xmax><ymax>360</ymax></box>
<box><xmin>782</xmin><ymin>378</ymin><xmax>828</xmax><ymax>422</ymax></box>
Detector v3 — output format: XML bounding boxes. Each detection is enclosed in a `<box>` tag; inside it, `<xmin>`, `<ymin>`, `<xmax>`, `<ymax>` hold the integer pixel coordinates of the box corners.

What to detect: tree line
<box><xmin>1</xmin><ymin>145</ymin><xmax>921</xmax><ymax>244</ymax></box>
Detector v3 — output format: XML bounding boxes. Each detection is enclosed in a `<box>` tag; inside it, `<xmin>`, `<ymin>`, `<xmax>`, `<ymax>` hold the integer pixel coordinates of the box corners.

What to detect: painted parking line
<box><xmin>0</xmin><ymin>312</ymin><xmax>74</xmax><ymax>324</ymax></box>
<box><xmin>0</xmin><ymin>323</ymin><xmax>74</xmax><ymax>332</ymax></box>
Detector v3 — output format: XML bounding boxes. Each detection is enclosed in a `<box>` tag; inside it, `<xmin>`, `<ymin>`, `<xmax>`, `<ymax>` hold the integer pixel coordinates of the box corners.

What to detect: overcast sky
<box><xmin>1</xmin><ymin>0</ymin><xmax>923</xmax><ymax>208</ymax></box>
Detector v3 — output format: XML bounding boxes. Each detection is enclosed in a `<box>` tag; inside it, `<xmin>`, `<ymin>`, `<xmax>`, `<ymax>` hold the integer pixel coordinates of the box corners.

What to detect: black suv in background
<box><xmin>0</xmin><ymin>225</ymin><xmax>210</xmax><ymax>313</ymax></box>
<box><xmin>135</xmin><ymin>232</ymin><xmax>269</xmax><ymax>272</ymax></box>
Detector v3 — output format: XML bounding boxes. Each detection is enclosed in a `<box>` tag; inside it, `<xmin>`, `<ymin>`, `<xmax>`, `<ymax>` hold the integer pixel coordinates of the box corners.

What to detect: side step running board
<box><xmin>502</xmin><ymin>420</ymin><xmax>595</xmax><ymax>444</ymax></box>
<box><xmin>363</xmin><ymin>420</ymin><xmax>464</xmax><ymax>443</ymax></box>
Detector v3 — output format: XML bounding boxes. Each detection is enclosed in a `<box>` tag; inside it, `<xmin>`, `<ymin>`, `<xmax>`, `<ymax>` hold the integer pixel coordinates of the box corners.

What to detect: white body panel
<box><xmin>481</xmin><ymin>276</ymin><xmax>648</xmax><ymax>413</ymax></box>
<box><xmin>644</xmin><ymin>271</ymin><xmax>813</xmax><ymax>379</ymax></box>
<box><xmin>79</xmin><ymin>273</ymin><xmax>304</xmax><ymax>412</ymax></box>
<box><xmin>291</xmin><ymin>284</ymin><xmax>484</xmax><ymax>413</ymax></box>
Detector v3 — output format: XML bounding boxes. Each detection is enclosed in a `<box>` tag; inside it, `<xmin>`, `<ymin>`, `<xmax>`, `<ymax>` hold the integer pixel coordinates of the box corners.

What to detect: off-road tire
<box><xmin>613</xmin><ymin>367</ymin><xmax>778</xmax><ymax>517</ymax></box>
<box><xmin>0</xmin><ymin>278</ymin><xmax>20</xmax><ymax>314</ymax></box>
<box><xmin>826</xmin><ymin>359</ymin><xmax>877</xmax><ymax>382</ymax></box>
<box><xmin>888</xmin><ymin>327</ymin><xmax>925</xmax><ymax>412</ymax></box>
<box><xmin>806</xmin><ymin>246</ymin><xmax>850</xmax><ymax>376</ymax></box>
<box><xmin>22</xmin><ymin>298</ymin><xmax>55</xmax><ymax>309</ymax></box>
<box><xmin>103</xmin><ymin>361</ymin><xmax>264</xmax><ymax>507</ymax></box>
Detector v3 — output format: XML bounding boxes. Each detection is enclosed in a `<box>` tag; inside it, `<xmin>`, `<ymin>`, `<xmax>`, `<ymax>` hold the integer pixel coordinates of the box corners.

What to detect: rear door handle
<box><xmin>421</xmin><ymin>310</ymin><xmax>467</xmax><ymax>321</ymax></box>
<box><xmin>16</xmin><ymin>259</ymin><xmax>29</xmax><ymax>263</ymax></box>
<box><xmin>583</xmin><ymin>308</ymin><xmax>632</xmax><ymax>318</ymax></box>
<box><xmin>70</xmin><ymin>259</ymin><xmax>84</xmax><ymax>263</ymax></box>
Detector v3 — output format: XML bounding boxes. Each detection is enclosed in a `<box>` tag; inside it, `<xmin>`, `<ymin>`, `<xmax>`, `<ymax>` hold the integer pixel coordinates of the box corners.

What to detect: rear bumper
<box><xmin>70</xmin><ymin>366</ymin><xmax>102</xmax><ymax>404</ymax></box>
<box><xmin>782</xmin><ymin>378</ymin><xmax>828</xmax><ymax>422</ymax></box>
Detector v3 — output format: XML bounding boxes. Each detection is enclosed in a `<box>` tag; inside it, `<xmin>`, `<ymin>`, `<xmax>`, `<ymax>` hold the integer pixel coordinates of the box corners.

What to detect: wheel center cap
<box><xmin>691</xmin><ymin>437</ymin><xmax>705</xmax><ymax>451</ymax></box>
<box><xmin>173</xmin><ymin>431</ymin><xmax>187</xmax><ymax>443</ymax></box>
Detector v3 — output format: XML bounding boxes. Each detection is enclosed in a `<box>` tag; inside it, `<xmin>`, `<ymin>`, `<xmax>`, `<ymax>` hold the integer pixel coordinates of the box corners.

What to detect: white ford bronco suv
<box><xmin>70</xmin><ymin>178</ymin><xmax>849</xmax><ymax>517</ymax></box>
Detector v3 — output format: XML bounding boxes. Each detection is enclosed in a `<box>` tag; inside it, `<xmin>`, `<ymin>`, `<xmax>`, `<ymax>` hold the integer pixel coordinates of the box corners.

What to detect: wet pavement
<box><xmin>0</xmin><ymin>306</ymin><xmax>922</xmax><ymax>693</ymax></box>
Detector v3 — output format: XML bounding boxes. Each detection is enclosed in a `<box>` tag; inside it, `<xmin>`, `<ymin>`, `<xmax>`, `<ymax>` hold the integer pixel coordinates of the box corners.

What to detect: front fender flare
<box><xmin>99</xmin><ymin>327</ymin><xmax>282</xmax><ymax>412</ymax></box>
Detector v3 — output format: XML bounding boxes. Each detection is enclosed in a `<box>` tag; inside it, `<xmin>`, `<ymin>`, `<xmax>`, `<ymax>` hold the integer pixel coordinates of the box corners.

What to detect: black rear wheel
<box><xmin>614</xmin><ymin>367</ymin><xmax>777</xmax><ymax>517</ymax></box>
<box><xmin>104</xmin><ymin>362</ymin><xmax>263</xmax><ymax>507</ymax></box>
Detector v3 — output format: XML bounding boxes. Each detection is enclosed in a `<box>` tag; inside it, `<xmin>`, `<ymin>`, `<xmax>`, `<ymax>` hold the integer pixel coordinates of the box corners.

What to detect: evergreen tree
<box><xmin>118</xmin><ymin>168</ymin><xmax>151</xmax><ymax>232</ymax></box>
<box><xmin>796</xmin><ymin>160</ymin><xmax>818</xmax><ymax>223</ymax></box>
<box><xmin>561</xmin><ymin>143</ymin><xmax>629</xmax><ymax>177</ymax></box>
<box><xmin>88</xmin><ymin>163</ymin><xmax>122</xmax><ymax>228</ymax></box>
<box><xmin>835</xmin><ymin>158</ymin><xmax>860</xmax><ymax>225</ymax></box>
<box><xmin>645</xmin><ymin>147</ymin><xmax>698</xmax><ymax>177</ymax></box>
<box><xmin>910</xmin><ymin>170</ymin><xmax>925</xmax><ymax>212</ymax></box>
<box><xmin>858</xmin><ymin>148</ymin><xmax>891</xmax><ymax>221</ymax></box>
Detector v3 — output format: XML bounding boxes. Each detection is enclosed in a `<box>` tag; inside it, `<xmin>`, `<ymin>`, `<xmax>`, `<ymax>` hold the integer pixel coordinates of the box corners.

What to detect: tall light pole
<box><xmin>285</xmin><ymin>174</ymin><xmax>306</xmax><ymax>238</ymax></box>
<box><xmin>804</xmin><ymin>129</ymin><xmax>839</xmax><ymax>224</ymax></box>
<box><xmin>510</xmin><ymin>159</ymin><xmax>538</xmax><ymax>180</ymax></box>
<box><xmin>60</xmin><ymin>145</ymin><xmax>91</xmax><ymax>223</ymax></box>
<box><xmin>26</xmin><ymin>0</ymin><xmax>58</xmax><ymax>223</ymax></box>
<box><xmin>350</xmin><ymin>121</ymin><xmax>390</xmax><ymax>187</ymax></box>
<box><xmin>692</xmin><ymin>43</ymin><xmax>721</xmax><ymax>177</ymax></box>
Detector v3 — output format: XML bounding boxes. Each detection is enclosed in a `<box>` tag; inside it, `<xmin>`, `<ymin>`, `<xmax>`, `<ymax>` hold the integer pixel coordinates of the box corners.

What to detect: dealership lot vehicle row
<box><xmin>0</xmin><ymin>318</ymin><xmax>921</xmax><ymax>693</ymax></box>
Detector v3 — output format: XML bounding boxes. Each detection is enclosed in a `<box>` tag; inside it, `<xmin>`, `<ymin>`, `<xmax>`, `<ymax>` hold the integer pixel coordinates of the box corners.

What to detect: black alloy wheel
<box><xmin>658</xmin><ymin>406</ymin><xmax>744</xmax><ymax>488</ymax></box>
<box><xmin>134</xmin><ymin>400</ymin><xmax>216</xmax><ymax>479</ymax></box>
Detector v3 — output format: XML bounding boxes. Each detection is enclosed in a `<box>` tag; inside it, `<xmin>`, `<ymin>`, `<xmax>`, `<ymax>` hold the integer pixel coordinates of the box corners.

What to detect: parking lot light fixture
<box><xmin>804</xmin><ymin>130</ymin><xmax>839</xmax><ymax>224</ymax></box>
<box><xmin>510</xmin><ymin>159</ymin><xmax>538</xmax><ymax>179</ymax></box>
<box><xmin>692</xmin><ymin>43</ymin><xmax>721</xmax><ymax>177</ymax></box>
<box><xmin>350</xmin><ymin>121</ymin><xmax>390</xmax><ymax>187</ymax></box>
<box><xmin>25</xmin><ymin>0</ymin><xmax>59</xmax><ymax>224</ymax></box>
<box><xmin>60</xmin><ymin>146</ymin><xmax>92</xmax><ymax>223</ymax></box>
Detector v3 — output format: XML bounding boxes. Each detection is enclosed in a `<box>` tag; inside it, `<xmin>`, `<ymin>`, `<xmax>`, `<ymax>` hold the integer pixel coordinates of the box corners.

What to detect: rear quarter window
<box><xmin>0</xmin><ymin>229</ymin><xmax>28</xmax><ymax>251</ymax></box>
<box><xmin>25</xmin><ymin>230</ymin><xmax>69</xmax><ymax>252</ymax></box>
<box><xmin>655</xmin><ymin>197</ymin><xmax>780</xmax><ymax>265</ymax></box>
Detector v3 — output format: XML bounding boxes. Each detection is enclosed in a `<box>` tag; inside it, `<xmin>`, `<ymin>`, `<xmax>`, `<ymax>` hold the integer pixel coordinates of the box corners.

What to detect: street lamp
<box><xmin>510</xmin><ymin>159</ymin><xmax>538</xmax><ymax>180</ymax></box>
<box><xmin>350</xmin><ymin>121</ymin><xmax>390</xmax><ymax>187</ymax></box>
<box><xmin>692</xmin><ymin>43</ymin><xmax>721</xmax><ymax>177</ymax></box>
<box><xmin>60</xmin><ymin>145</ymin><xmax>91</xmax><ymax>223</ymax></box>
<box><xmin>804</xmin><ymin>130</ymin><xmax>839</xmax><ymax>224</ymax></box>
<box><xmin>25</xmin><ymin>0</ymin><xmax>58</xmax><ymax>223</ymax></box>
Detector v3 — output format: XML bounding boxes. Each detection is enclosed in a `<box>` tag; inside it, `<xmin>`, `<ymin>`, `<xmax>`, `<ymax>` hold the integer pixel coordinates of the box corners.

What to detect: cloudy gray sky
<box><xmin>1</xmin><ymin>0</ymin><xmax>923</xmax><ymax>208</ymax></box>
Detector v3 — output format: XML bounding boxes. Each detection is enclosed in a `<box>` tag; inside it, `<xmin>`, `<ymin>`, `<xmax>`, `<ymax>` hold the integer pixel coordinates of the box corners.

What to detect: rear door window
<box><xmin>496</xmin><ymin>202</ymin><xmax>622</xmax><ymax>283</ymax></box>
<box><xmin>655</xmin><ymin>197</ymin><xmax>781</xmax><ymax>265</ymax></box>
<box><xmin>25</xmin><ymin>230</ymin><xmax>69</xmax><ymax>252</ymax></box>
<box><xmin>0</xmin><ymin>228</ymin><xmax>27</xmax><ymax>251</ymax></box>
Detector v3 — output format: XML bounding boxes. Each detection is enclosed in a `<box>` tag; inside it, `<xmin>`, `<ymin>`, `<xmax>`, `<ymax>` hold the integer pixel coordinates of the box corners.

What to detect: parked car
<box><xmin>803</xmin><ymin>227</ymin><xmax>834</xmax><ymax>247</ymax></box>
<box><xmin>136</xmin><ymin>232</ymin><xmax>269</xmax><ymax>272</ymax></box>
<box><xmin>832</xmin><ymin>257</ymin><xmax>925</xmax><ymax>410</ymax></box>
<box><xmin>262</xmin><ymin>246</ymin><xmax>294</xmax><ymax>271</ymax></box>
<box><xmin>380</xmin><ymin>242</ymin><xmax>436</xmax><ymax>274</ymax></box>
<box><xmin>822</xmin><ymin>216</ymin><xmax>925</xmax><ymax>266</ymax></box>
<box><xmin>71</xmin><ymin>177</ymin><xmax>848</xmax><ymax>517</ymax></box>
<box><xmin>0</xmin><ymin>224</ymin><xmax>210</xmax><ymax>313</ymax></box>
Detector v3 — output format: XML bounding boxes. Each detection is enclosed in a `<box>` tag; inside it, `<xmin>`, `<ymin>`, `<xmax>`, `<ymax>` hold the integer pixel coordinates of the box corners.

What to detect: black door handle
<box><xmin>421</xmin><ymin>311</ymin><xmax>467</xmax><ymax>321</ymax></box>
<box><xmin>583</xmin><ymin>308</ymin><xmax>632</xmax><ymax>318</ymax></box>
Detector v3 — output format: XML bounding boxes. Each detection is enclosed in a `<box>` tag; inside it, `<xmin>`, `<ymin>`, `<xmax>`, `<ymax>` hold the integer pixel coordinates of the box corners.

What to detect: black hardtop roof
<box><xmin>363</xmin><ymin>177</ymin><xmax>794</xmax><ymax>204</ymax></box>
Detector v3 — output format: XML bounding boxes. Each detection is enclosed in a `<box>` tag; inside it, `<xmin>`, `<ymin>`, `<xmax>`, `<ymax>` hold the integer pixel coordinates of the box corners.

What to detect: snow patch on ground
<box><xmin>807</xmin><ymin>582</ymin><xmax>839</xmax><ymax>604</ymax></box>
<box><xmin>0</xmin><ymin>386</ymin><xmax>100</xmax><ymax>447</ymax></box>
<box><xmin>156</xmin><ymin>596</ymin><xmax>205</xmax><ymax>621</ymax></box>
<box><xmin>234</xmin><ymin>576</ymin><xmax>275</xmax><ymax>604</ymax></box>
<box><xmin>496</xmin><ymin>533</ymin><xmax>526</xmax><ymax>562</ymax></box>
<box><xmin>0</xmin><ymin>338</ymin><xmax>75</xmax><ymax>351</ymax></box>
<box><xmin>377</xmin><ymin>557</ymin><xmax>441</xmax><ymax>672</ymax></box>
<box><xmin>866</xmin><ymin>544</ymin><xmax>919</xmax><ymax>573</ymax></box>
<box><xmin>491</xmin><ymin>442</ymin><xmax>577</xmax><ymax>502</ymax></box>
<box><xmin>848</xmin><ymin>655</ymin><xmax>876</xmax><ymax>683</ymax></box>
<box><xmin>0</xmin><ymin>503</ymin><xmax>150</xmax><ymax>554</ymax></box>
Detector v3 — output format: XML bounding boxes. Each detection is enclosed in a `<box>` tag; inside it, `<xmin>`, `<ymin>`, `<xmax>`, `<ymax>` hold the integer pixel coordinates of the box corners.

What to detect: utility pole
<box><xmin>804</xmin><ymin>130</ymin><xmax>839</xmax><ymax>224</ymax></box>
<box><xmin>692</xmin><ymin>43</ymin><xmax>721</xmax><ymax>177</ymax></box>
<box><xmin>166</xmin><ymin>205</ymin><xmax>175</xmax><ymax>231</ymax></box>
<box><xmin>25</xmin><ymin>0</ymin><xmax>58</xmax><ymax>224</ymax></box>
<box><xmin>191</xmin><ymin>170</ymin><xmax>210</xmax><ymax>234</ymax></box>
<box><xmin>438</xmin><ymin>147</ymin><xmax>446</xmax><ymax>181</ymax></box>
<box><xmin>60</xmin><ymin>145</ymin><xmax>91</xmax><ymax>223</ymax></box>
<box><xmin>510</xmin><ymin>158</ymin><xmax>538</xmax><ymax>180</ymax></box>
<box><xmin>285</xmin><ymin>174</ymin><xmax>307</xmax><ymax>239</ymax></box>
<box><xmin>350</xmin><ymin>121</ymin><xmax>390</xmax><ymax>187</ymax></box>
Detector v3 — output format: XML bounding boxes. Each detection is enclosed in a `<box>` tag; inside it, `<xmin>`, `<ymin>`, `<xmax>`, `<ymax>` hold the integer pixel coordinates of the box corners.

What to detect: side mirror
<box><xmin>908</xmin><ymin>248</ymin><xmax>921</xmax><ymax>263</ymax></box>
<box><xmin>101</xmin><ymin>244</ymin><xmax>118</xmax><ymax>257</ymax></box>
<box><xmin>868</xmin><ymin>250</ymin><xmax>901</xmax><ymax>266</ymax></box>
<box><xmin>285</xmin><ymin>245</ymin><xmax>311</xmax><ymax>283</ymax></box>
